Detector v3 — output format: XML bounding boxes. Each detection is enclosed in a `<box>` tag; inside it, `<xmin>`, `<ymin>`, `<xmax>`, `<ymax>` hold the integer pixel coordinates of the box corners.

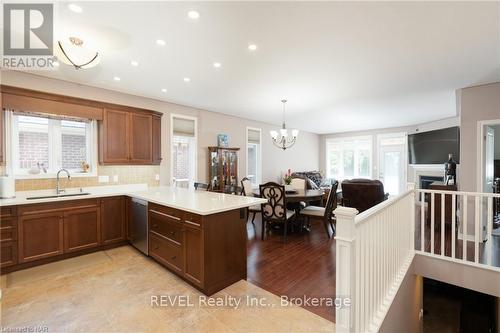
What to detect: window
<box><xmin>171</xmin><ymin>115</ymin><xmax>197</xmax><ymax>187</ymax></box>
<box><xmin>326</xmin><ymin>136</ymin><xmax>372</xmax><ymax>180</ymax></box>
<box><xmin>246</xmin><ymin>127</ymin><xmax>262</xmax><ymax>186</ymax></box>
<box><xmin>10</xmin><ymin>113</ymin><xmax>95</xmax><ymax>177</ymax></box>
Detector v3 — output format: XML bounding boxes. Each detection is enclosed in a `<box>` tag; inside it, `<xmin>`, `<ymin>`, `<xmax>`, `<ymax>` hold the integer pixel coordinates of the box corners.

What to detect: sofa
<box><xmin>341</xmin><ymin>179</ymin><xmax>389</xmax><ymax>213</ymax></box>
<box><xmin>291</xmin><ymin>171</ymin><xmax>335</xmax><ymax>190</ymax></box>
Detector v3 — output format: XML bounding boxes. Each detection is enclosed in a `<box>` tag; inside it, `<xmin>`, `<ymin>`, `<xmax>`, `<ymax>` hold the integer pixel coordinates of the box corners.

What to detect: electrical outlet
<box><xmin>419</xmin><ymin>309</ymin><xmax>424</xmax><ymax>320</ymax></box>
<box><xmin>113</xmin><ymin>175</ymin><xmax>119</xmax><ymax>182</ymax></box>
<box><xmin>98</xmin><ymin>175</ymin><xmax>109</xmax><ymax>183</ymax></box>
<box><xmin>155</xmin><ymin>174</ymin><xmax>160</xmax><ymax>181</ymax></box>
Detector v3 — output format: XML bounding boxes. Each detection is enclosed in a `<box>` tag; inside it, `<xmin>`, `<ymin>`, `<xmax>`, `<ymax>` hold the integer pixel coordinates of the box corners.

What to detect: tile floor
<box><xmin>1</xmin><ymin>246</ymin><xmax>335</xmax><ymax>333</ymax></box>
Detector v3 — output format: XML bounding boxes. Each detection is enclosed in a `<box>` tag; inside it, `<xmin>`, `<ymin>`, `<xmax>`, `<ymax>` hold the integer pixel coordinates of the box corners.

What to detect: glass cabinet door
<box><xmin>210</xmin><ymin>150</ymin><xmax>219</xmax><ymax>189</ymax></box>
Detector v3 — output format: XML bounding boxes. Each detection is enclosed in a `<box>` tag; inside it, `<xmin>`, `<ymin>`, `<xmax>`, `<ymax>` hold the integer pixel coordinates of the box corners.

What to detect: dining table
<box><xmin>251</xmin><ymin>188</ymin><xmax>326</xmax><ymax>205</ymax></box>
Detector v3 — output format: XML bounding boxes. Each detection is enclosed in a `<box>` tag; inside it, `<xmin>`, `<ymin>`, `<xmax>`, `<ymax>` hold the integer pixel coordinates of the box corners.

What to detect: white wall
<box><xmin>1</xmin><ymin>71</ymin><xmax>320</xmax><ymax>185</ymax></box>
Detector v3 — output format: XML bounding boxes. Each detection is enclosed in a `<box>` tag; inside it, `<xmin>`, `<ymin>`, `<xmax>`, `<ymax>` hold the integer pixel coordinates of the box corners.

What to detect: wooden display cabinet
<box><xmin>208</xmin><ymin>147</ymin><xmax>239</xmax><ymax>192</ymax></box>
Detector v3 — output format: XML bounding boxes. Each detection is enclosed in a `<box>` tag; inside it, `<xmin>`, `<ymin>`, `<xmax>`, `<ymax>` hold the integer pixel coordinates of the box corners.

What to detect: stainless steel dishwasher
<box><xmin>130</xmin><ymin>198</ymin><xmax>148</xmax><ymax>255</ymax></box>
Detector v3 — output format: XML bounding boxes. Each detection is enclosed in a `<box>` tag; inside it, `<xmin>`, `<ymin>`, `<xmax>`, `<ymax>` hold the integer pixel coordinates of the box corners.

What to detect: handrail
<box><xmin>415</xmin><ymin>188</ymin><xmax>500</xmax><ymax>198</ymax></box>
<box><xmin>355</xmin><ymin>188</ymin><xmax>414</xmax><ymax>226</ymax></box>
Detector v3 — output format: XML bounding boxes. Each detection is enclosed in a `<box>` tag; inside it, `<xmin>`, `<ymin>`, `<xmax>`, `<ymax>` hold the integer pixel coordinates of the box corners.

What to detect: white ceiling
<box><xmin>25</xmin><ymin>1</ymin><xmax>500</xmax><ymax>133</ymax></box>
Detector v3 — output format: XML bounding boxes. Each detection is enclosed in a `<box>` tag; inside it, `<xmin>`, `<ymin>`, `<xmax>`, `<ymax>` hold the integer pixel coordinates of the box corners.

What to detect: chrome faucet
<box><xmin>56</xmin><ymin>169</ymin><xmax>71</xmax><ymax>195</ymax></box>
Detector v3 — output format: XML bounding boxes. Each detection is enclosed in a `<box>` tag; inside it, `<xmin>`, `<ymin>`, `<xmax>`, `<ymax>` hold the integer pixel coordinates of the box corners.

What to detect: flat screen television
<box><xmin>408</xmin><ymin>126</ymin><xmax>460</xmax><ymax>164</ymax></box>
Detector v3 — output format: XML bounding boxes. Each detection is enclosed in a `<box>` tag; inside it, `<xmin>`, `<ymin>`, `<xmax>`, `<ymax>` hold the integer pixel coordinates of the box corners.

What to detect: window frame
<box><xmin>246</xmin><ymin>126</ymin><xmax>262</xmax><ymax>187</ymax></box>
<box><xmin>170</xmin><ymin>113</ymin><xmax>198</xmax><ymax>187</ymax></box>
<box><xmin>6</xmin><ymin>111</ymin><xmax>98</xmax><ymax>179</ymax></box>
<box><xmin>325</xmin><ymin>135</ymin><xmax>373</xmax><ymax>181</ymax></box>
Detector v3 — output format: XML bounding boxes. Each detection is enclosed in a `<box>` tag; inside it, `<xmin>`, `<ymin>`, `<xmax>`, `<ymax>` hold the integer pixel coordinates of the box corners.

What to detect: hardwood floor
<box><xmin>246</xmin><ymin>216</ymin><xmax>336</xmax><ymax>322</ymax></box>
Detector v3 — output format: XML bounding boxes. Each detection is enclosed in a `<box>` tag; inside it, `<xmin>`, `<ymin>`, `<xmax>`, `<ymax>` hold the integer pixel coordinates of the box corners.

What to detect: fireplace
<box><xmin>419</xmin><ymin>175</ymin><xmax>444</xmax><ymax>189</ymax></box>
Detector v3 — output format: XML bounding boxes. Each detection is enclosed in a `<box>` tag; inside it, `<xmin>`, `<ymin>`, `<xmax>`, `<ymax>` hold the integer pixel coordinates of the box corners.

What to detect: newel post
<box><xmin>407</xmin><ymin>182</ymin><xmax>416</xmax><ymax>251</ymax></box>
<box><xmin>334</xmin><ymin>206</ymin><xmax>359</xmax><ymax>333</ymax></box>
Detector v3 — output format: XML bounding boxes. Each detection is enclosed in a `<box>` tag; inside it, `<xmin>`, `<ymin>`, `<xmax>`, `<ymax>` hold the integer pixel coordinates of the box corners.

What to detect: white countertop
<box><xmin>0</xmin><ymin>184</ymin><xmax>267</xmax><ymax>215</ymax></box>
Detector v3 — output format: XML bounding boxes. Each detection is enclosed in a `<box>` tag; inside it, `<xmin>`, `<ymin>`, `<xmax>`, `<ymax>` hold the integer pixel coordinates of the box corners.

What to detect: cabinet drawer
<box><xmin>1</xmin><ymin>241</ymin><xmax>18</xmax><ymax>267</ymax></box>
<box><xmin>149</xmin><ymin>203</ymin><xmax>183</xmax><ymax>220</ymax></box>
<box><xmin>1</xmin><ymin>227</ymin><xmax>17</xmax><ymax>242</ymax></box>
<box><xmin>150</xmin><ymin>210</ymin><xmax>183</xmax><ymax>245</ymax></box>
<box><xmin>0</xmin><ymin>216</ymin><xmax>17</xmax><ymax>228</ymax></box>
<box><xmin>1</xmin><ymin>206</ymin><xmax>16</xmax><ymax>218</ymax></box>
<box><xmin>149</xmin><ymin>233</ymin><xmax>183</xmax><ymax>273</ymax></box>
<box><xmin>184</xmin><ymin>212</ymin><xmax>202</xmax><ymax>229</ymax></box>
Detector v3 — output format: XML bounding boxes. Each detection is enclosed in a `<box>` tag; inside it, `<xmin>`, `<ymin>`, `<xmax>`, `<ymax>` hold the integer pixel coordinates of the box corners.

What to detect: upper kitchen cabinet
<box><xmin>99</xmin><ymin>108</ymin><xmax>162</xmax><ymax>165</ymax></box>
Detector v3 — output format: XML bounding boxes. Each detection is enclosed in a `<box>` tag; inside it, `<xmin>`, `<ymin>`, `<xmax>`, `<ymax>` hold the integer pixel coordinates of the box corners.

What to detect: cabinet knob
<box><xmin>171</xmin><ymin>256</ymin><xmax>176</xmax><ymax>260</ymax></box>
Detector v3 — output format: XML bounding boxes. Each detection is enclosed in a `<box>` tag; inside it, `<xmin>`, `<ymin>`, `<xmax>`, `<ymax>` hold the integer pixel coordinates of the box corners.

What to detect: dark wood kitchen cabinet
<box><xmin>101</xmin><ymin>196</ymin><xmax>126</xmax><ymax>244</ymax></box>
<box><xmin>99</xmin><ymin>108</ymin><xmax>161</xmax><ymax>165</ymax></box>
<box><xmin>129</xmin><ymin>112</ymin><xmax>152</xmax><ymax>163</ymax></box>
<box><xmin>152</xmin><ymin>114</ymin><xmax>162</xmax><ymax>165</ymax></box>
<box><xmin>18</xmin><ymin>211</ymin><xmax>64</xmax><ymax>263</ymax></box>
<box><xmin>1</xmin><ymin>207</ymin><xmax>17</xmax><ymax>268</ymax></box>
<box><xmin>63</xmin><ymin>207</ymin><xmax>100</xmax><ymax>253</ymax></box>
<box><xmin>148</xmin><ymin>203</ymin><xmax>246</xmax><ymax>295</ymax></box>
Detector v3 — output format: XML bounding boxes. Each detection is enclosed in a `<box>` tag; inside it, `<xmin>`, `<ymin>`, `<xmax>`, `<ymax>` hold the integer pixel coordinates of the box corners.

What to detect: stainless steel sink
<box><xmin>27</xmin><ymin>192</ymin><xmax>91</xmax><ymax>200</ymax></box>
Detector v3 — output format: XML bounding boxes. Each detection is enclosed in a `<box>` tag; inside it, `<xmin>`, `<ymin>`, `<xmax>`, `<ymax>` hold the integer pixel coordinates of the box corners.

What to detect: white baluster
<box><xmin>487</xmin><ymin>197</ymin><xmax>493</xmax><ymax>266</ymax></box>
<box><xmin>441</xmin><ymin>194</ymin><xmax>445</xmax><ymax>256</ymax></box>
<box><xmin>421</xmin><ymin>192</ymin><xmax>425</xmax><ymax>252</ymax></box>
<box><xmin>431</xmin><ymin>192</ymin><xmax>435</xmax><ymax>254</ymax></box>
<box><xmin>474</xmin><ymin>196</ymin><xmax>480</xmax><ymax>263</ymax></box>
<box><xmin>463</xmin><ymin>195</ymin><xmax>468</xmax><ymax>261</ymax></box>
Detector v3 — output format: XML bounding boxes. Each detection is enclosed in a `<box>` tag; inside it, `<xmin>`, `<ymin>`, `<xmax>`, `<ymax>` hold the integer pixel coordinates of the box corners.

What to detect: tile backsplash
<box><xmin>0</xmin><ymin>165</ymin><xmax>160</xmax><ymax>191</ymax></box>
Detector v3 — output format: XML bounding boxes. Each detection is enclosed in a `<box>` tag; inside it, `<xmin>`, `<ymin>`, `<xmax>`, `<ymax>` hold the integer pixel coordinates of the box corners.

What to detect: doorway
<box><xmin>377</xmin><ymin>133</ymin><xmax>407</xmax><ymax>195</ymax></box>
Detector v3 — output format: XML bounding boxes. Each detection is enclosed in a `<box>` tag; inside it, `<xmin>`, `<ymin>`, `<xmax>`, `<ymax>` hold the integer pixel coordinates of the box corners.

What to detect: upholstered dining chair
<box><xmin>241</xmin><ymin>177</ymin><xmax>260</xmax><ymax>225</ymax></box>
<box><xmin>194</xmin><ymin>182</ymin><xmax>210</xmax><ymax>191</ymax></box>
<box><xmin>299</xmin><ymin>181</ymin><xmax>339</xmax><ymax>238</ymax></box>
<box><xmin>259</xmin><ymin>182</ymin><xmax>296</xmax><ymax>243</ymax></box>
<box><xmin>223</xmin><ymin>185</ymin><xmax>242</xmax><ymax>195</ymax></box>
<box><xmin>290</xmin><ymin>177</ymin><xmax>307</xmax><ymax>192</ymax></box>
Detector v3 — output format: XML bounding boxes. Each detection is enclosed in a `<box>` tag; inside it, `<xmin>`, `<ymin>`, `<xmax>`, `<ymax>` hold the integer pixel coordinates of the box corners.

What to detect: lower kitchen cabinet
<box><xmin>149</xmin><ymin>232</ymin><xmax>183</xmax><ymax>273</ymax></box>
<box><xmin>64</xmin><ymin>207</ymin><xmax>100</xmax><ymax>253</ymax></box>
<box><xmin>19</xmin><ymin>211</ymin><xmax>64</xmax><ymax>263</ymax></box>
<box><xmin>101</xmin><ymin>196</ymin><xmax>126</xmax><ymax>244</ymax></box>
<box><xmin>183</xmin><ymin>224</ymin><xmax>203</xmax><ymax>287</ymax></box>
<box><xmin>1</xmin><ymin>241</ymin><xmax>17</xmax><ymax>267</ymax></box>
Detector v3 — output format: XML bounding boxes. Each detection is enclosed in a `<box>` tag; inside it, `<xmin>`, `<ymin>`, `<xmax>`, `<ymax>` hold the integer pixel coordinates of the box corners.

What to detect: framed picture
<box><xmin>218</xmin><ymin>134</ymin><xmax>229</xmax><ymax>147</ymax></box>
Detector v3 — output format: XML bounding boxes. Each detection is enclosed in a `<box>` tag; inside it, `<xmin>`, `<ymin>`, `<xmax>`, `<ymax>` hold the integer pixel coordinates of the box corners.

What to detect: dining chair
<box><xmin>299</xmin><ymin>181</ymin><xmax>339</xmax><ymax>238</ymax></box>
<box><xmin>223</xmin><ymin>184</ymin><xmax>242</xmax><ymax>195</ymax></box>
<box><xmin>290</xmin><ymin>177</ymin><xmax>307</xmax><ymax>192</ymax></box>
<box><xmin>241</xmin><ymin>177</ymin><xmax>260</xmax><ymax>225</ymax></box>
<box><xmin>259</xmin><ymin>182</ymin><xmax>295</xmax><ymax>243</ymax></box>
<box><xmin>194</xmin><ymin>182</ymin><xmax>210</xmax><ymax>191</ymax></box>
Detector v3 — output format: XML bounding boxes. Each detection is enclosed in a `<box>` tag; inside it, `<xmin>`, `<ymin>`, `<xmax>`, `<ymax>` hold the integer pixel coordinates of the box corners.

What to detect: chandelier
<box><xmin>270</xmin><ymin>99</ymin><xmax>299</xmax><ymax>150</ymax></box>
<box><xmin>56</xmin><ymin>37</ymin><xmax>100</xmax><ymax>70</ymax></box>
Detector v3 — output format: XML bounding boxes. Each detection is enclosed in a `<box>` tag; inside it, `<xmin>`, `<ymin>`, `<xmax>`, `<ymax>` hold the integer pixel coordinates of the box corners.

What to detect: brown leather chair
<box><xmin>341</xmin><ymin>179</ymin><xmax>388</xmax><ymax>213</ymax></box>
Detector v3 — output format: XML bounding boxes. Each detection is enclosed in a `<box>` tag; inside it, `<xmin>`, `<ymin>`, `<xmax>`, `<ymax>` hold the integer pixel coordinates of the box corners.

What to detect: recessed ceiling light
<box><xmin>156</xmin><ymin>39</ymin><xmax>166</xmax><ymax>46</ymax></box>
<box><xmin>52</xmin><ymin>61</ymin><xmax>60</xmax><ymax>68</ymax></box>
<box><xmin>130</xmin><ymin>60</ymin><xmax>139</xmax><ymax>66</ymax></box>
<box><xmin>68</xmin><ymin>4</ymin><xmax>83</xmax><ymax>13</ymax></box>
<box><xmin>248</xmin><ymin>44</ymin><xmax>257</xmax><ymax>51</ymax></box>
<box><xmin>188</xmin><ymin>10</ymin><xmax>200</xmax><ymax>20</ymax></box>
<box><xmin>183</xmin><ymin>77</ymin><xmax>191</xmax><ymax>82</ymax></box>
<box><xmin>213</xmin><ymin>62</ymin><xmax>221</xmax><ymax>68</ymax></box>
<box><xmin>161</xmin><ymin>88</ymin><xmax>167</xmax><ymax>93</ymax></box>
<box><xmin>113</xmin><ymin>76</ymin><xmax>121</xmax><ymax>81</ymax></box>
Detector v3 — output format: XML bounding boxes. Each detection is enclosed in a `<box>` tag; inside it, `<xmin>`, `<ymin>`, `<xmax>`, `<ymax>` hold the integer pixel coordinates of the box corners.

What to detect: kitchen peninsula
<box><xmin>0</xmin><ymin>185</ymin><xmax>266</xmax><ymax>295</ymax></box>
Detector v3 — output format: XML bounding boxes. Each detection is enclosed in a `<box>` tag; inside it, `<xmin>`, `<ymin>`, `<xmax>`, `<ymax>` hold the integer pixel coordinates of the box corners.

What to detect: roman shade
<box><xmin>2</xmin><ymin>92</ymin><xmax>103</xmax><ymax>120</ymax></box>
<box><xmin>247</xmin><ymin>128</ymin><xmax>261</xmax><ymax>144</ymax></box>
<box><xmin>172</xmin><ymin>116</ymin><xmax>195</xmax><ymax>137</ymax></box>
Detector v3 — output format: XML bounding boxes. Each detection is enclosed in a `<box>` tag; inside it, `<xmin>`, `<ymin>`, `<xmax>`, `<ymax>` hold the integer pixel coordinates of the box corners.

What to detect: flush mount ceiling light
<box><xmin>270</xmin><ymin>100</ymin><xmax>299</xmax><ymax>150</ymax></box>
<box><xmin>68</xmin><ymin>3</ymin><xmax>83</xmax><ymax>13</ymax></box>
<box><xmin>188</xmin><ymin>10</ymin><xmax>200</xmax><ymax>20</ymax></box>
<box><xmin>56</xmin><ymin>37</ymin><xmax>100</xmax><ymax>69</ymax></box>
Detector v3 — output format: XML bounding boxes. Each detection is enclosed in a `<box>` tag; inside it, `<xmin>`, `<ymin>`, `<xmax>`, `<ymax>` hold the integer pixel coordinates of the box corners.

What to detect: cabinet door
<box><xmin>100</xmin><ymin>108</ymin><xmax>130</xmax><ymax>164</ymax></box>
<box><xmin>150</xmin><ymin>232</ymin><xmax>183</xmax><ymax>273</ymax></box>
<box><xmin>63</xmin><ymin>207</ymin><xmax>100</xmax><ymax>253</ymax></box>
<box><xmin>101</xmin><ymin>197</ymin><xmax>126</xmax><ymax>244</ymax></box>
<box><xmin>129</xmin><ymin>112</ymin><xmax>152</xmax><ymax>163</ymax></box>
<box><xmin>152</xmin><ymin>114</ymin><xmax>162</xmax><ymax>165</ymax></box>
<box><xmin>1</xmin><ymin>241</ymin><xmax>17</xmax><ymax>268</ymax></box>
<box><xmin>183</xmin><ymin>224</ymin><xmax>203</xmax><ymax>287</ymax></box>
<box><xmin>19</xmin><ymin>212</ymin><xmax>64</xmax><ymax>263</ymax></box>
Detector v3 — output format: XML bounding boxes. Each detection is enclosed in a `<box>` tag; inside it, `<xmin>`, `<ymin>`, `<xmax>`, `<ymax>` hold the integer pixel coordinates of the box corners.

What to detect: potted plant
<box><xmin>283</xmin><ymin>169</ymin><xmax>292</xmax><ymax>185</ymax></box>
